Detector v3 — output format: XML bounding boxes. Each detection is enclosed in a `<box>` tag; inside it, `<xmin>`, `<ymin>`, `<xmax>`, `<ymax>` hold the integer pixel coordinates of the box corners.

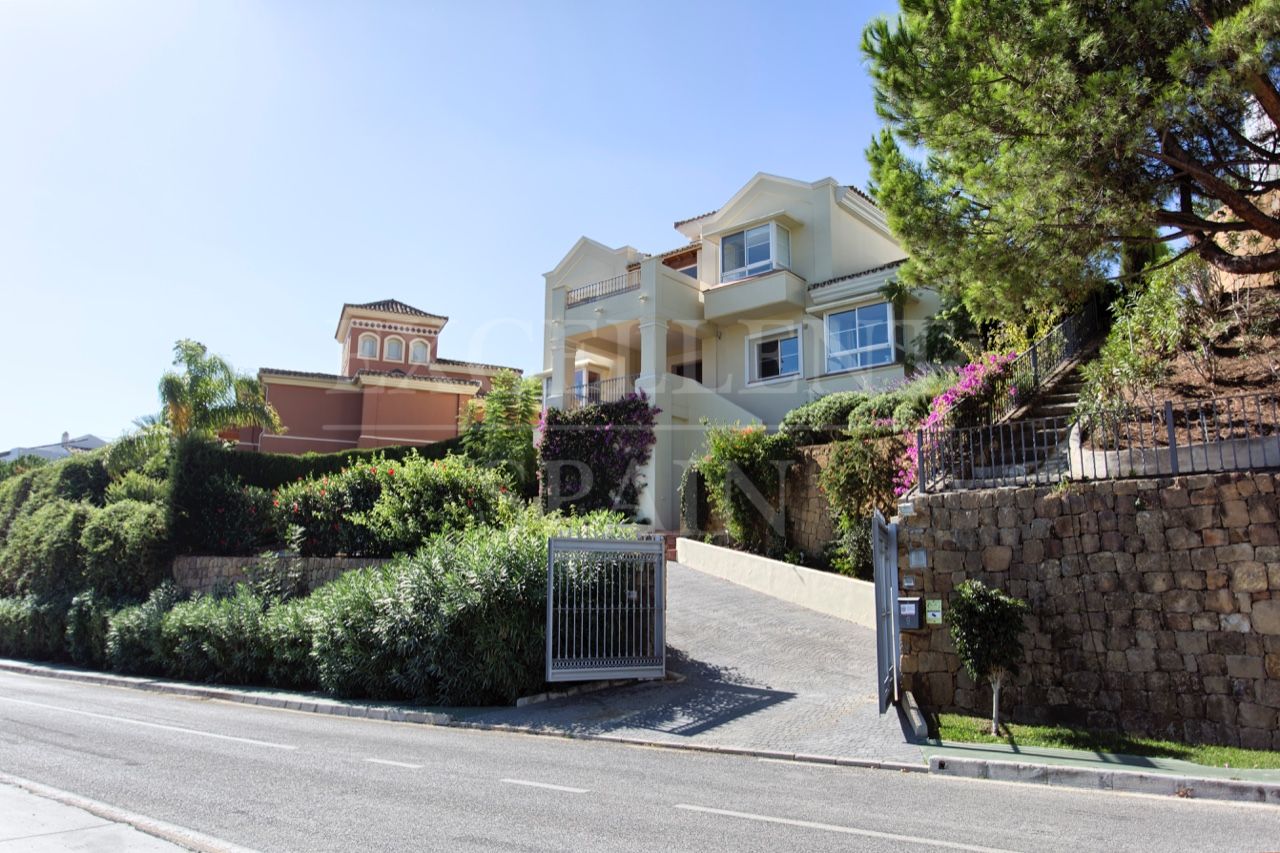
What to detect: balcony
<box><xmin>703</xmin><ymin>268</ymin><xmax>806</xmax><ymax>322</ymax></box>
<box><xmin>563</xmin><ymin>374</ymin><xmax>640</xmax><ymax>410</ymax></box>
<box><xmin>565</xmin><ymin>269</ymin><xmax>642</xmax><ymax>308</ymax></box>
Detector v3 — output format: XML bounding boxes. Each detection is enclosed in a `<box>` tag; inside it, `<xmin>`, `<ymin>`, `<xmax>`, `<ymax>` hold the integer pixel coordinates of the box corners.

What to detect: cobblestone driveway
<box><xmin>461</xmin><ymin>562</ymin><xmax>923</xmax><ymax>764</ymax></box>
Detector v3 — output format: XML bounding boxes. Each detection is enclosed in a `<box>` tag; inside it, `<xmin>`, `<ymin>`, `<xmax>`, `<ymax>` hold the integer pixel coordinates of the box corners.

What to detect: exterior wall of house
<box><xmin>259</xmin><ymin>382</ymin><xmax>364</xmax><ymax>452</ymax></box>
<box><xmin>356</xmin><ymin>386</ymin><xmax>465</xmax><ymax>447</ymax></box>
<box><xmin>343</xmin><ymin>327</ymin><xmax>439</xmax><ymax>376</ymax></box>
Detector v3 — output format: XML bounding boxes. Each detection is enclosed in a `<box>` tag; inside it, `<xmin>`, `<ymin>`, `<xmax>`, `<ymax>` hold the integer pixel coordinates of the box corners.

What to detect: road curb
<box><xmin>10</xmin><ymin>658</ymin><xmax>1276</xmax><ymax>804</ymax></box>
<box><xmin>929</xmin><ymin>755</ymin><xmax>1280</xmax><ymax>805</ymax></box>
<box><xmin>0</xmin><ymin>771</ymin><xmax>260</xmax><ymax>853</ymax></box>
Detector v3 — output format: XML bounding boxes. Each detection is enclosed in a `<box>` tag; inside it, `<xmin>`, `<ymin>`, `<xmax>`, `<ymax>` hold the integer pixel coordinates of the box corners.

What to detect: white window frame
<box><xmin>745</xmin><ymin>324</ymin><xmax>802</xmax><ymax>385</ymax></box>
<box><xmin>383</xmin><ymin>335</ymin><xmax>406</xmax><ymax>363</ymax></box>
<box><xmin>408</xmin><ymin>338</ymin><xmax>430</xmax><ymax>364</ymax></box>
<box><xmin>357</xmin><ymin>333</ymin><xmax>380</xmax><ymax>359</ymax></box>
<box><xmin>823</xmin><ymin>301</ymin><xmax>897</xmax><ymax>374</ymax></box>
<box><xmin>720</xmin><ymin>221</ymin><xmax>791</xmax><ymax>284</ymax></box>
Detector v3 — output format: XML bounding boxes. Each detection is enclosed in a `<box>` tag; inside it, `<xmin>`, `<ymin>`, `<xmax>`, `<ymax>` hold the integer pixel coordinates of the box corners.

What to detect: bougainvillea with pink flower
<box><xmin>895</xmin><ymin>352</ymin><xmax>1019</xmax><ymax>495</ymax></box>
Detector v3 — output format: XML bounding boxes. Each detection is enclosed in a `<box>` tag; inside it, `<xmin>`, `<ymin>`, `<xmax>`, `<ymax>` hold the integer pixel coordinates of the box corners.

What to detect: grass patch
<box><xmin>933</xmin><ymin>713</ymin><xmax>1280</xmax><ymax>771</ymax></box>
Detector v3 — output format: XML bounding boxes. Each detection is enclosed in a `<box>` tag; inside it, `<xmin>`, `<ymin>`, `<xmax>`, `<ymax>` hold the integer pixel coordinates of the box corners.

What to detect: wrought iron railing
<box><xmin>916</xmin><ymin>390</ymin><xmax>1280</xmax><ymax>493</ymax></box>
<box><xmin>565</xmin><ymin>268</ymin><xmax>643</xmax><ymax>308</ymax></box>
<box><xmin>564</xmin><ymin>374</ymin><xmax>639</xmax><ymax>410</ymax></box>
<box><xmin>986</xmin><ymin>297</ymin><xmax>1103</xmax><ymax>424</ymax></box>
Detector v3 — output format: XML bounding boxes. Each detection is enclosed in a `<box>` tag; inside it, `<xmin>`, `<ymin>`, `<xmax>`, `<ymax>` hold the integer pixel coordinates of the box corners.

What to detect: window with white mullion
<box><xmin>825</xmin><ymin>302</ymin><xmax>895</xmax><ymax>372</ymax></box>
<box><xmin>720</xmin><ymin>222</ymin><xmax>790</xmax><ymax>283</ymax></box>
<box><xmin>750</xmin><ymin>330</ymin><xmax>800</xmax><ymax>382</ymax></box>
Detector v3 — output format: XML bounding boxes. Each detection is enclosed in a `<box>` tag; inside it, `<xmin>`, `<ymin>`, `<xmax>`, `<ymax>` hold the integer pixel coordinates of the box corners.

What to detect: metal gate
<box><xmin>545</xmin><ymin>537</ymin><xmax>666</xmax><ymax>682</ymax></box>
<box><xmin>872</xmin><ymin>509</ymin><xmax>901</xmax><ymax>713</ymax></box>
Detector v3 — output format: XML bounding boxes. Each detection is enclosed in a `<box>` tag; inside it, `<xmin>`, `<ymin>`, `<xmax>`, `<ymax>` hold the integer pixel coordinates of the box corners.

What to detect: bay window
<box><xmin>721</xmin><ymin>222</ymin><xmax>790</xmax><ymax>283</ymax></box>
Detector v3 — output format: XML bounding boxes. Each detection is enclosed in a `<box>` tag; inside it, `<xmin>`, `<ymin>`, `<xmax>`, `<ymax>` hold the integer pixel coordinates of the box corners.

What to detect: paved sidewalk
<box><xmin>457</xmin><ymin>562</ymin><xmax>923</xmax><ymax>763</ymax></box>
<box><xmin>0</xmin><ymin>782</ymin><xmax>187</xmax><ymax>852</ymax></box>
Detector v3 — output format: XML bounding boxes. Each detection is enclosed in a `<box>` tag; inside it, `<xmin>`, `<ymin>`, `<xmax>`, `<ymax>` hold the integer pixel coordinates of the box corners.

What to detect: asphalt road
<box><xmin>0</xmin><ymin>671</ymin><xmax>1276</xmax><ymax>853</ymax></box>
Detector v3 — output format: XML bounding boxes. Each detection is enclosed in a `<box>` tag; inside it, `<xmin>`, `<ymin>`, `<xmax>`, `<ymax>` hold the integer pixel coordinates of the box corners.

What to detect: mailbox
<box><xmin>898</xmin><ymin>596</ymin><xmax>924</xmax><ymax>631</ymax></box>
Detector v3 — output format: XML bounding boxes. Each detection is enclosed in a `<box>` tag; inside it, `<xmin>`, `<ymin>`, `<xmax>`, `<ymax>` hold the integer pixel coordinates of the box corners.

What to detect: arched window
<box><xmin>358</xmin><ymin>334</ymin><xmax>379</xmax><ymax>359</ymax></box>
<box><xmin>409</xmin><ymin>339</ymin><xmax>430</xmax><ymax>364</ymax></box>
<box><xmin>384</xmin><ymin>336</ymin><xmax>405</xmax><ymax>362</ymax></box>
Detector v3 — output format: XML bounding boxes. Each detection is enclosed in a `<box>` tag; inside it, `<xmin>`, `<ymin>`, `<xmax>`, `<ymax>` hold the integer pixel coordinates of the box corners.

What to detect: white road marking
<box><xmin>364</xmin><ymin>758</ymin><xmax>422</xmax><ymax>769</ymax></box>
<box><xmin>674</xmin><ymin>804</ymin><xmax>1024</xmax><ymax>853</ymax></box>
<box><xmin>500</xmin><ymin>778</ymin><xmax>588</xmax><ymax>794</ymax></box>
<box><xmin>0</xmin><ymin>696</ymin><xmax>298</xmax><ymax>751</ymax></box>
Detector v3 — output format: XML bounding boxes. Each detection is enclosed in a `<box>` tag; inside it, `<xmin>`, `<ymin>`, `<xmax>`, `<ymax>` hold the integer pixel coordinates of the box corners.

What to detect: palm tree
<box><xmin>159</xmin><ymin>340</ymin><xmax>283</xmax><ymax>439</ymax></box>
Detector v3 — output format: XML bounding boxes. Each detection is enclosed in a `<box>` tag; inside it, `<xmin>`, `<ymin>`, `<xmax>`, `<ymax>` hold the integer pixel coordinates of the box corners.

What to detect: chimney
<box><xmin>61</xmin><ymin>431</ymin><xmax>70</xmax><ymax>447</ymax></box>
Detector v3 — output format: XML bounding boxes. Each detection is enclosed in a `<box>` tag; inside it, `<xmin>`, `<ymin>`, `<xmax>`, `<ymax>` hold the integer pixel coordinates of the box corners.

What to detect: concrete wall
<box><xmin>677</xmin><ymin>538</ymin><xmax>875</xmax><ymax>629</ymax></box>
<box><xmin>897</xmin><ymin>471</ymin><xmax>1280</xmax><ymax>749</ymax></box>
<box><xmin>172</xmin><ymin>555</ymin><xmax>389</xmax><ymax>596</ymax></box>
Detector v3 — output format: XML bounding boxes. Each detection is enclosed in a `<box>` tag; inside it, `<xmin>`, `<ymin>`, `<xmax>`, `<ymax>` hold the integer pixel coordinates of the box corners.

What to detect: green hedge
<box><xmin>0</xmin><ymin>499</ymin><xmax>95</xmax><ymax>599</ymax></box>
<box><xmin>0</xmin><ymin>595</ymin><xmax>67</xmax><ymax>660</ymax></box>
<box><xmin>79</xmin><ymin>500</ymin><xmax>171</xmax><ymax>601</ymax></box>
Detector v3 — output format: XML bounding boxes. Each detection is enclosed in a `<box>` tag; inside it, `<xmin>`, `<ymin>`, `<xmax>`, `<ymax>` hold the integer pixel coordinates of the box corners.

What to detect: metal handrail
<box><xmin>916</xmin><ymin>390</ymin><xmax>1280</xmax><ymax>493</ymax></box>
<box><xmin>564</xmin><ymin>374</ymin><xmax>640</xmax><ymax>410</ymax></box>
<box><xmin>986</xmin><ymin>297</ymin><xmax>1102</xmax><ymax>425</ymax></box>
<box><xmin>565</xmin><ymin>268</ymin><xmax>643</xmax><ymax>308</ymax></box>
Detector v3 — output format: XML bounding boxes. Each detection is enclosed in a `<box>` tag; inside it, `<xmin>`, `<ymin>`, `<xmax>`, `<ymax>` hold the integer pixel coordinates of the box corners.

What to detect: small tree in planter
<box><xmin>948</xmin><ymin>579</ymin><xmax>1028</xmax><ymax>735</ymax></box>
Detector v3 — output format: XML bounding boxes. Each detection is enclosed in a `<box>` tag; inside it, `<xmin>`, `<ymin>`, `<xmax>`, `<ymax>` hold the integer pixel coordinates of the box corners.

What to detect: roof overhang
<box><xmin>335</xmin><ymin>306</ymin><xmax>448</xmax><ymax>343</ymax></box>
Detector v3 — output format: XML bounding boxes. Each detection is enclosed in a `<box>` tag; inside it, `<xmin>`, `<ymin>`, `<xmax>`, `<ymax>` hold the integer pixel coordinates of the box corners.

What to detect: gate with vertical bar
<box><xmin>872</xmin><ymin>509</ymin><xmax>901</xmax><ymax>713</ymax></box>
<box><xmin>545</xmin><ymin>537</ymin><xmax>666</xmax><ymax>682</ymax></box>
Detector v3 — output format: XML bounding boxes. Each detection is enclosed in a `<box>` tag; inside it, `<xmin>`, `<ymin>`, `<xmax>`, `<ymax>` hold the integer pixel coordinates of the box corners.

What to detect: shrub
<box><xmin>355</xmin><ymin>453</ymin><xmax>510</xmax><ymax>556</ymax></box>
<box><xmin>538</xmin><ymin>393</ymin><xmax>659</xmax><ymax>518</ymax></box>
<box><xmin>41</xmin><ymin>450</ymin><xmax>111</xmax><ymax>505</ymax></box>
<box><xmin>303</xmin><ymin>565</ymin><xmax>401</xmax><ymax>698</ymax></box>
<box><xmin>0</xmin><ymin>595</ymin><xmax>66</xmax><ymax>660</ymax></box>
<box><xmin>695</xmin><ymin>425</ymin><xmax>796</xmax><ymax>556</ymax></box>
<box><xmin>106</xmin><ymin>583</ymin><xmax>184</xmax><ymax>675</ymax></box>
<box><xmin>173</xmin><ymin>472</ymin><xmax>280</xmax><ymax>555</ymax></box>
<box><xmin>65</xmin><ymin>590</ymin><xmax>113</xmax><ymax>668</ymax></box>
<box><xmin>0</xmin><ymin>499</ymin><xmax>95</xmax><ymax>599</ymax></box>
<box><xmin>949</xmin><ymin>579</ymin><xmax>1029</xmax><ymax>735</ymax></box>
<box><xmin>818</xmin><ymin>429</ymin><xmax>904</xmax><ymax>578</ymax></box>
<box><xmin>78</xmin><ymin>499</ymin><xmax>171</xmax><ymax>601</ymax></box>
<box><xmin>779</xmin><ymin>392</ymin><xmax>870</xmax><ymax>445</ymax></box>
<box><xmin>262</xmin><ymin>598</ymin><xmax>317</xmax><ymax>690</ymax></box>
<box><xmin>274</xmin><ymin>462</ymin><xmax>387</xmax><ymax>557</ymax></box>
<box><xmin>157</xmin><ymin>586</ymin><xmax>272</xmax><ymax>684</ymax></box>
<box><xmin>105</xmin><ymin>471</ymin><xmax>169</xmax><ymax>506</ymax></box>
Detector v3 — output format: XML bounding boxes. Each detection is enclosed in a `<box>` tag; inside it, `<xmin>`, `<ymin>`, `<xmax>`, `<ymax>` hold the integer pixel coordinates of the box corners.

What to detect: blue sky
<box><xmin>0</xmin><ymin>0</ymin><xmax>898</xmax><ymax>449</ymax></box>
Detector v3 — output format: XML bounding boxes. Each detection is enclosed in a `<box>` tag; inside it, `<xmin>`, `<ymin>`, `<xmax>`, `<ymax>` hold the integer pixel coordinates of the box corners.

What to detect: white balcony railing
<box><xmin>564</xmin><ymin>374</ymin><xmax>640</xmax><ymax>410</ymax></box>
<box><xmin>565</xmin><ymin>268</ymin><xmax>642</xmax><ymax>308</ymax></box>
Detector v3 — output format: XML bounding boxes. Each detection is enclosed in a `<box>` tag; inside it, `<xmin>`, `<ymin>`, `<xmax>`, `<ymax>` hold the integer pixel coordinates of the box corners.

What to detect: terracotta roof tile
<box><xmin>808</xmin><ymin>258</ymin><xmax>907</xmax><ymax>292</ymax></box>
<box><xmin>433</xmin><ymin>357</ymin><xmax>523</xmax><ymax>373</ymax></box>
<box><xmin>673</xmin><ymin>209</ymin><xmax>718</xmax><ymax>228</ymax></box>
<box><xmin>260</xmin><ymin>367</ymin><xmax>481</xmax><ymax>388</ymax></box>
<box><xmin>844</xmin><ymin>185</ymin><xmax>879</xmax><ymax>207</ymax></box>
<box><xmin>345</xmin><ymin>299</ymin><xmax>448</xmax><ymax>322</ymax></box>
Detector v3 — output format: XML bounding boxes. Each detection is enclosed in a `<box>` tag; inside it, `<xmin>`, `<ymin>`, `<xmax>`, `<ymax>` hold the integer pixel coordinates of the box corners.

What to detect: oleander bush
<box><xmin>0</xmin><ymin>595</ymin><xmax>66</xmax><ymax>660</ymax></box>
<box><xmin>78</xmin><ymin>499</ymin><xmax>171</xmax><ymax>601</ymax></box>
<box><xmin>157</xmin><ymin>585</ymin><xmax>273</xmax><ymax>684</ymax></box>
<box><xmin>274</xmin><ymin>463</ymin><xmax>387</xmax><ymax>557</ymax></box>
<box><xmin>65</xmin><ymin>590</ymin><xmax>113</xmax><ymax>668</ymax></box>
<box><xmin>106</xmin><ymin>583</ymin><xmax>185</xmax><ymax>676</ymax></box>
<box><xmin>0</xmin><ymin>499</ymin><xmax>95</xmax><ymax>600</ymax></box>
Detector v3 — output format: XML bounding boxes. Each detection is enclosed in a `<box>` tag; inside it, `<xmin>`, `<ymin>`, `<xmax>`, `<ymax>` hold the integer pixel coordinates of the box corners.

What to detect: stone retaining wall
<box><xmin>898</xmin><ymin>471</ymin><xmax>1280</xmax><ymax>749</ymax></box>
<box><xmin>172</xmin><ymin>555</ymin><xmax>389</xmax><ymax>596</ymax></box>
<box><xmin>787</xmin><ymin>445</ymin><xmax>835</xmax><ymax>558</ymax></box>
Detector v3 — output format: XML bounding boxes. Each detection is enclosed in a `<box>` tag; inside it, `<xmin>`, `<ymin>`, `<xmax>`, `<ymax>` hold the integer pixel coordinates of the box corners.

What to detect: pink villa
<box><xmin>234</xmin><ymin>300</ymin><xmax>520</xmax><ymax>454</ymax></box>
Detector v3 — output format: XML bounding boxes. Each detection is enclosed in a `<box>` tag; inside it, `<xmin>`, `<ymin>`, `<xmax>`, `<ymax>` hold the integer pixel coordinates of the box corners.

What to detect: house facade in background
<box><xmin>538</xmin><ymin>173</ymin><xmax>941</xmax><ymax>529</ymax></box>
<box><xmin>236</xmin><ymin>300</ymin><xmax>520</xmax><ymax>454</ymax></box>
<box><xmin>0</xmin><ymin>433</ymin><xmax>107</xmax><ymax>463</ymax></box>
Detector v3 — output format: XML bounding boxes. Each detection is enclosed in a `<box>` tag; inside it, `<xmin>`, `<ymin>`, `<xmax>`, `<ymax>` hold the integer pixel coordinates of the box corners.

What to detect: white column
<box><xmin>636</xmin><ymin>318</ymin><xmax>675</xmax><ymax>530</ymax></box>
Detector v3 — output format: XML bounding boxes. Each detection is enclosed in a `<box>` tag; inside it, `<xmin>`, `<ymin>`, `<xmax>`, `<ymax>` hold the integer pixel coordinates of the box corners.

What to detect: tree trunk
<box><xmin>990</xmin><ymin>669</ymin><xmax>1004</xmax><ymax>736</ymax></box>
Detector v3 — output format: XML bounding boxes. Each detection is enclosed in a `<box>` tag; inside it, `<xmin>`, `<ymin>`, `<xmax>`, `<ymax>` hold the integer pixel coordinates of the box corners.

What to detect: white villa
<box><xmin>539</xmin><ymin>173</ymin><xmax>941</xmax><ymax>530</ymax></box>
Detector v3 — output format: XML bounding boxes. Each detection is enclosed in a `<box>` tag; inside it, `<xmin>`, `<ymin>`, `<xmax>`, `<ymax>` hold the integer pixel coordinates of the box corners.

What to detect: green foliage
<box><xmin>65</xmin><ymin>590</ymin><xmax>112</xmax><ymax>668</ymax></box>
<box><xmin>460</xmin><ymin>369</ymin><xmax>541</xmax><ymax>497</ymax></box>
<box><xmin>354</xmin><ymin>452</ymin><xmax>511</xmax><ymax>556</ymax></box>
<box><xmin>0</xmin><ymin>595</ymin><xmax>67</xmax><ymax>660</ymax></box>
<box><xmin>779</xmin><ymin>392</ymin><xmax>870</xmax><ymax>446</ymax></box>
<box><xmin>818</xmin><ymin>431</ymin><xmax>904</xmax><ymax>579</ymax></box>
<box><xmin>1078</xmin><ymin>265</ymin><xmax>1188</xmax><ymax>418</ymax></box>
<box><xmin>175</xmin><ymin>471</ymin><xmax>280</xmax><ymax>556</ymax></box>
<box><xmin>0</xmin><ymin>499</ymin><xmax>94</xmax><ymax>599</ymax></box>
<box><xmin>949</xmin><ymin>579</ymin><xmax>1029</xmax><ymax>685</ymax></box>
<box><xmin>159</xmin><ymin>339</ymin><xmax>282</xmax><ymax>439</ymax></box>
<box><xmin>158</xmin><ymin>586</ymin><xmax>273</xmax><ymax>684</ymax></box>
<box><xmin>695</xmin><ymin>425</ymin><xmax>796</xmax><ymax>556</ymax></box>
<box><xmin>262</xmin><ymin>598</ymin><xmax>317</xmax><ymax>690</ymax></box>
<box><xmin>863</xmin><ymin>1</ymin><xmax>1280</xmax><ymax>322</ymax></box>
<box><xmin>106</xmin><ymin>583</ymin><xmax>184</xmax><ymax>675</ymax></box>
<box><xmin>105</xmin><ymin>470</ymin><xmax>169</xmax><ymax>506</ymax></box>
<box><xmin>78</xmin><ymin>499</ymin><xmax>171</xmax><ymax>601</ymax></box>
<box><xmin>303</xmin><ymin>565</ymin><xmax>402</xmax><ymax>698</ymax></box>
<box><xmin>538</xmin><ymin>394</ymin><xmax>659</xmax><ymax>518</ymax></box>
<box><xmin>275</xmin><ymin>462</ymin><xmax>387</xmax><ymax>557</ymax></box>
<box><xmin>0</xmin><ymin>455</ymin><xmax>49</xmax><ymax>483</ymax></box>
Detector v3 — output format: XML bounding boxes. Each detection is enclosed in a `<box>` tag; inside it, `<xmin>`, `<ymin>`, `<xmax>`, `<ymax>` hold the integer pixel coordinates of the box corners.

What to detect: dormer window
<box><xmin>358</xmin><ymin>334</ymin><xmax>379</xmax><ymax>359</ymax></box>
<box><xmin>384</xmin><ymin>336</ymin><xmax>405</xmax><ymax>362</ymax></box>
<box><xmin>720</xmin><ymin>222</ymin><xmax>790</xmax><ymax>283</ymax></box>
<box><xmin>409</xmin><ymin>340</ymin><xmax>430</xmax><ymax>364</ymax></box>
